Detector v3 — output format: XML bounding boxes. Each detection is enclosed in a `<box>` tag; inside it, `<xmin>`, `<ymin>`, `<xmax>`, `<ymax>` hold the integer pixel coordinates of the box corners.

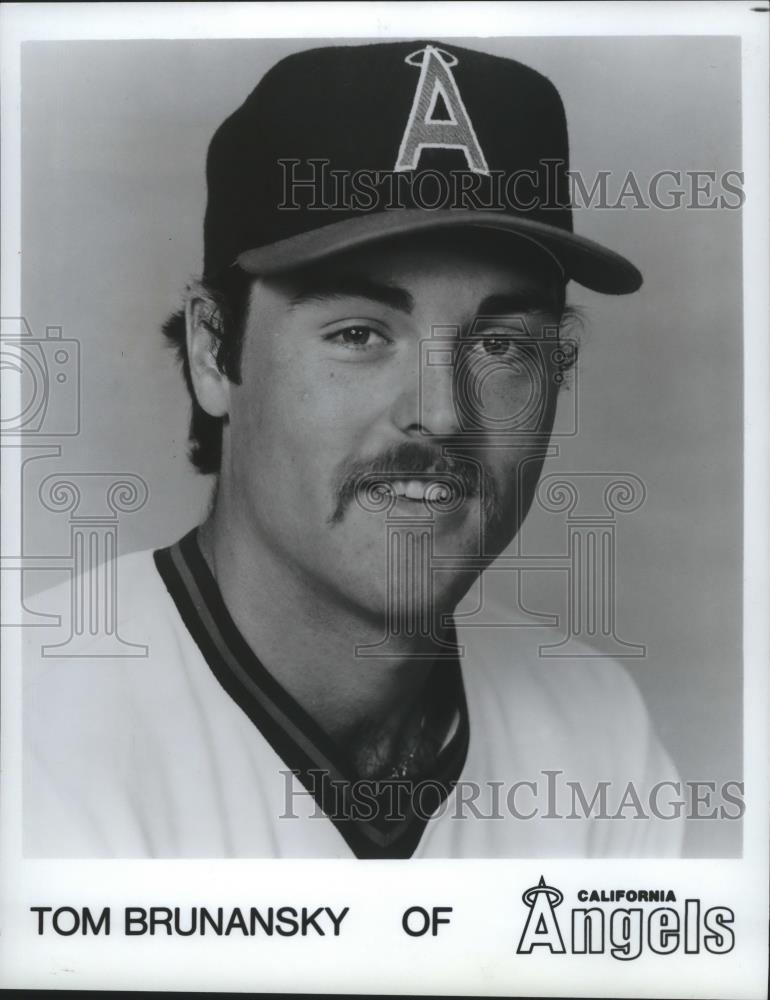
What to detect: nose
<box><xmin>390</xmin><ymin>339</ymin><xmax>461</xmax><ymax>440</ymax></box>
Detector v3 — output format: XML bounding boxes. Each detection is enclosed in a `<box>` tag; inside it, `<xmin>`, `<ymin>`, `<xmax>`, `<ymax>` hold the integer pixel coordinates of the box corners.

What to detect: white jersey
<box><xmin>23</xmin><ymin>530</ymin><xmax>683</xmax><ymax>858</ymax></box>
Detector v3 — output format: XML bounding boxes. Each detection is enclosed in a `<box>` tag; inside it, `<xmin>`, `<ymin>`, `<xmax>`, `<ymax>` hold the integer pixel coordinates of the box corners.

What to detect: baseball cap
<box><xmin>203</xmin><ymin>40</ymin><xmax>642</xmax><ymax>294</ymax></box>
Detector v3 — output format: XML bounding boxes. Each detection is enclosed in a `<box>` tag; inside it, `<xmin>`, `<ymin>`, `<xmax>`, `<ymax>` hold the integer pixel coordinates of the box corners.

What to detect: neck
<box><xmin>196</xmin><ymin>501</ymin><xmax>454</xmax><ymax>755</ymax></box>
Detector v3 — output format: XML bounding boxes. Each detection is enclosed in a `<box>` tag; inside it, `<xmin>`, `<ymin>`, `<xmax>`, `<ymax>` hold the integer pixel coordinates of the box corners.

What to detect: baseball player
<box><xmin>24</xmin><ymin>40</ymin><xmax>683</xmax><ymax>858</ymax></box>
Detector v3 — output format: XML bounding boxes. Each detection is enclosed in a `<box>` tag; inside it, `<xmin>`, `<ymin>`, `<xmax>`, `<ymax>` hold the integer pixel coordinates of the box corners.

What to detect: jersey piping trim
<box><xmin>153</xmin><ymin>529</ymin><xmax>469</xmax><ymax>859</ymax></box>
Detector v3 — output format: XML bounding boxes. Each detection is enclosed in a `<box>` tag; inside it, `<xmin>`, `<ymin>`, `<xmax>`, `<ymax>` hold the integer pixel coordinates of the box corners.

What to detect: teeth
<box><xmin>390</xmin><ymin>480</ymin><xmax>451</xmax><ymax>502</ymax></box>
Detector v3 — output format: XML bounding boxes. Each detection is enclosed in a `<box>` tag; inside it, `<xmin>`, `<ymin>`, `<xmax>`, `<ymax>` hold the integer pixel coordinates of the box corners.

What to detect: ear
<box><xmin>184</xmin><ymin>282</ymin><xmax>231</xmax><ymax>418</ymax></box>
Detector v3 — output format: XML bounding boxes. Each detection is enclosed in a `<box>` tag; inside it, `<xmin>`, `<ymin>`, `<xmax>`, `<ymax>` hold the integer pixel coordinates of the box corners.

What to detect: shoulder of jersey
<box><xmin>455</xmin><ymin>596</ymin><xmax>656</xmax><ymax>768</ymax></box>
<box><xmin>22</xmin><ymin>545</ymin><xmax>165</xmax><ymax>661</ymax></box>
<box><xmin>22</xmin><ymin>547</ymin><xmax>180</xmax><ymax>747</ymax></box>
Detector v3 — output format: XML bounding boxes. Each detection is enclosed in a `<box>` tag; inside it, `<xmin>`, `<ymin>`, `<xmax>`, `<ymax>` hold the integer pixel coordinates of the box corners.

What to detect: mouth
<box><xmin>366</xmin><ymin>471</ymin><xmax>477</xmax><ymax>514</ymax></box>
<box><xmin>329</xmin><ymin>444</ymin><xmax>489</xmax><ymax>525</ymax></box>
<box><xmin>388</xmin><ymin>479</ymin><xmax>454</xmax><ymax>503</ymax></box>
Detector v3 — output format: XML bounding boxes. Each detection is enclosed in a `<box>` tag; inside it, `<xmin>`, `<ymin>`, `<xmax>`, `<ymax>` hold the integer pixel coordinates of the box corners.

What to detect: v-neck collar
<box><xmin>153</xmin><ymin>528</ymin><xmax>470</xmax><ymax>859</ymax></box>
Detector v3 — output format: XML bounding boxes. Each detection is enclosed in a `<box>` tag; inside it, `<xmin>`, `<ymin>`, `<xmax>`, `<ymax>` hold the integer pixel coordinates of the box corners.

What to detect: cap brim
<box><xmin>236</xmin><ymin>209</ymin><xmax>642</xmax><ymax>295</ymax></box>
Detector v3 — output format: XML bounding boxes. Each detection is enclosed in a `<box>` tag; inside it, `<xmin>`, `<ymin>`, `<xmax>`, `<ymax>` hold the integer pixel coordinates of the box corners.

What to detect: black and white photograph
<box><xmin>1</xmin><ymin>2</ymin><xmax>767</xmax><ymax>996</ymax></box>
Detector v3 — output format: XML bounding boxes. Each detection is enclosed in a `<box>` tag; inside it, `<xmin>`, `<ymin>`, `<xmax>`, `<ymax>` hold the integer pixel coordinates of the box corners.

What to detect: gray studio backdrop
<box><xmin>20</xmin><ymin>36</ymin><xmax>742</xmax><ymax>856</ymax></box>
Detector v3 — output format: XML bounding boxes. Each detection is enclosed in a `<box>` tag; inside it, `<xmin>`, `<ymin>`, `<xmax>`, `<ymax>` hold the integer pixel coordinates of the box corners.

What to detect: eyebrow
<box><xmin>284</xmin><ymin>278</ymin><xmax>558</xmax><ymax>318</ymax></box>
<box><xmin>287</xmin><ymin>274</ymin><xmax>415</xmax><ymax>314</ymax></box>
<box><xmin>475</xmin><ymin>293</ymin><xmax>558</xmax><ymax>316</ymax></box>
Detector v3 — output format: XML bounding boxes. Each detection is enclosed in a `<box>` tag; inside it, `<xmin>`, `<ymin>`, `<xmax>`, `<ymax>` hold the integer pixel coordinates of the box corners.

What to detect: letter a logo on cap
<box><xmin>395</xmin><ymin>46</ymin><xmax>490</xmax><ymax>175</ymax></box>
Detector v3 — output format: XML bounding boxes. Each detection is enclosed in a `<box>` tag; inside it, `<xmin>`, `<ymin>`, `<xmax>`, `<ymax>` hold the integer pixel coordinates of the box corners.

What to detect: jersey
<box><xmin>23</xmin><ymin>529</ymin><xmax>684</xmax><ymax>859</ymax></box>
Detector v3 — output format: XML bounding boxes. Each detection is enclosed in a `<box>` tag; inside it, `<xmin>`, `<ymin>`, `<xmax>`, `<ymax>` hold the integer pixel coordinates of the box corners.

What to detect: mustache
<box><xmin>328</xmin><ymin>442</ymin><xmax>500</xmax><ymax>525</ymax></box>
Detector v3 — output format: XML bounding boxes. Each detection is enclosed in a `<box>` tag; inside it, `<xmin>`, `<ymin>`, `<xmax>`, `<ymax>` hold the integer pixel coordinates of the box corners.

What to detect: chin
<box><xmin>333</xmin><ymin>562</ymin><xmax>477</xmax><ymax>636</ymax></box>
<box><xmin>376</xmin><ymin>568</ymin><xmax>479</xmax><ymax>624</ymax></box>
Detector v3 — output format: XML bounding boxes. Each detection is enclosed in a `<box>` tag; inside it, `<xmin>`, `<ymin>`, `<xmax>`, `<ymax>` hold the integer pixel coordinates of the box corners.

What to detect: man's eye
<box><xmin>481</xmin><ymin>334</ymin><xmax>514</xmax><ymax>356</ymax></box>
<box><xmin>325</xmin><ymin>326</ymin><xmax>389</xmax><ymax>349</ymax></box>
<box><xmin>479</xmin><ymin>333</ymin><xmax>530</xmax><ymax>357</ymax></box>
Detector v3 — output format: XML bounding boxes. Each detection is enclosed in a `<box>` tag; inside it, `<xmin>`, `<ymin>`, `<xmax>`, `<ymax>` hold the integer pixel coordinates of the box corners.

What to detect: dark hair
<box><xmin>161</xmin><ymin>266</ymin><xmax>254</xmax><ymax>474</ymax></box>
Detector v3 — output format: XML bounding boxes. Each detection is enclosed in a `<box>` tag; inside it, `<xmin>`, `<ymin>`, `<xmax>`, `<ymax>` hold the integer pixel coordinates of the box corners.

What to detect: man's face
<box><xmin>222</xmin><ymin>230</ymin><xmax>564</xmax><ymax>621</ymax></box>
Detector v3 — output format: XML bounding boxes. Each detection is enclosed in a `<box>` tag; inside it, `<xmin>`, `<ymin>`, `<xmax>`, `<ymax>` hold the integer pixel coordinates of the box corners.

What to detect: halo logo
<box><xmin>516</xmin><ymin>876</ymin><xmax>735</xmax><ymax>959</ymax></box>
<box><xmin>395</xmin><ymin>46</ymin><xmax>489</xmax><ymax>174</ymax></box>
<box><xmin>517</xmin><ymin>876</ymin><xmax>566</xmax><ymax>954</ymax></box>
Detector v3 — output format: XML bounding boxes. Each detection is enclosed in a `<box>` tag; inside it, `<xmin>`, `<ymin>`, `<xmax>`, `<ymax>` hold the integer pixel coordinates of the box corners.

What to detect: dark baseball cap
<box><xmin>203</xmin><ymin>40</ymin><xmax>642</xmax><ymax>294</ymax></box>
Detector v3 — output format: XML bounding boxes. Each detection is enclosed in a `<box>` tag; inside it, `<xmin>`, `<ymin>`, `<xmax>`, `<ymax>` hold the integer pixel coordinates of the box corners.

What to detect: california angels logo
<box><xmin>516</xmin><ymin>876</ymin><xmax>566</xmax><ymax>954</ymax></box>
<box><xmin>515</xmin><ymin>876</ymin><xmax>735</xmax><ymax>958</ymax></box>
<box><xmin>395</xmin><ymin>45</ymin><xmax>490</xmax><ymax>175</ymax></box>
